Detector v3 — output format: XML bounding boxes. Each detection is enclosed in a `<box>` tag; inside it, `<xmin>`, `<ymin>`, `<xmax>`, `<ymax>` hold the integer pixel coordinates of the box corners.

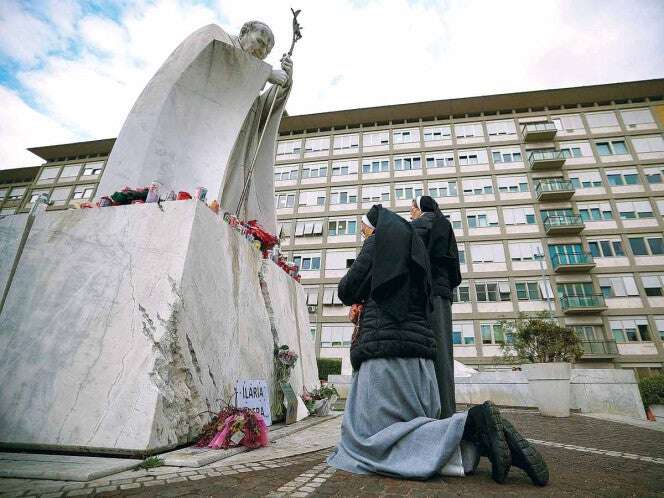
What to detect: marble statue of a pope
<box><xmin>96</xmin><ymin>21</ymin><xmax>293</xmax><ymax>234</ymax></box>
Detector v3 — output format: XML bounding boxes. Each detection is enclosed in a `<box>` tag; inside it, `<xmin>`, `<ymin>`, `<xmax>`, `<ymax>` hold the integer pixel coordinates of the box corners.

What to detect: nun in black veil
<box><xmin>410</xmin><ymin>195</ymin><xmax>462</xmax><ymax>419</ymax></box>
<box><xmin>326</xmin><ymin>205</ymin><xmax>549</xmax><ymax>486</ymax></box>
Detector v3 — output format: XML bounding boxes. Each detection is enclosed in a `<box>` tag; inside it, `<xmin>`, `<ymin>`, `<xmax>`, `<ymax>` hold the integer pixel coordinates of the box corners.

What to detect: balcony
<box><xmin>535</xmin><ymin>179</ymin><xmax>575</xmax><ymax>201</ymax></box>
<box><xmin>580</xmin><ymin>340</ymin><xmax>618</xmax><ymax>358</ymax></box>
<box><xmin>521</xmin><ymin>121</ymin><xmax>558</xmax><ymax>142</ymax></box>
<box><xmin>528</xmin><ymin>150</ymin><xmax>566</xmax><ymax>170</ymax></box>
<box><xmin>560</xmin><ymin>294</ymin><xmax>607</xmax><ymax>314</ymax></box>
<box><xmin>543</xmin><ymin>215</ymin><xmax>585</xmax><ymax>235</ymax></box>
<box><xmin>551</xmin><ymin>252</ymin><xmax>595</xmax><ymax>273</ymax></box>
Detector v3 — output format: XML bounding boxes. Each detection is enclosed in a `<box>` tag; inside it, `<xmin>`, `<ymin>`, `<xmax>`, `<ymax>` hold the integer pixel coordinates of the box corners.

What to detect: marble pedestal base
<box><xmin>0</xmin><ymin>201</ymin><xmax>318</xmax><ymax>455</ymax></box>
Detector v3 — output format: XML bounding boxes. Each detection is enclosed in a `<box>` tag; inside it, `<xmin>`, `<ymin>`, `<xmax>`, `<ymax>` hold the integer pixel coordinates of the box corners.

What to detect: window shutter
<box><xmin>621</xmin><ymin>109</ymin><xmax>653</xmax><ymax>125</ymax></box>
<box><xmin>641</xmin><ymin>276</ymin><xmax>660</xmax><ymax>288</ymax></box>
<box><xmin>539</xmin><ymin>280</ymin><xmax>553</xmax><ymax>299</ymax></box>
<box><xmin>634</xmin><ymin>201</ymin><xmax>651</xmax><ymax>213</ymax></box>
<box><xmin>471</xmin><ymin>244</ymin><xmax>484</xmax><ymax>263</ymax></box>
<box><xmin>323</xmin><ymin>288</ymin><xmax>334</xmax><ymax>305</ymax></box>
<box><xmin>611</xmin><ymin>277</ymin><xmax>627</xmax><ymax>297</ymax></box>
<box><xmin>560</xmin><ymin>114</ymin><xmax>583</xmax><ymax>130</ymax></box>
<box><xmin>307</xmin><ymin>289</ymin><xmax>318</xmax><ymax>305</ymax></box>
<box><xmin>321</xmin><ymin>327</ymin><xmax>333</xmax><ymax>343</ymax></box>
<box><xmin>492</xmin><ymin>244</ymin><xmax>505</xmax><ymax>262</ymax></box>
<box><xmin>503</xmin><ymin>208</ymin><xmax>515</xmax><ymax>225</ymax></box>
<box><xmin>623</xmin><ymin>277</ymin><xmax>639</xmax><ymax>296</ymax></box>
<box><xmin>631</xmin><ymin>138</ymin><xmax>650</xmax><ymax>153</ymax></box>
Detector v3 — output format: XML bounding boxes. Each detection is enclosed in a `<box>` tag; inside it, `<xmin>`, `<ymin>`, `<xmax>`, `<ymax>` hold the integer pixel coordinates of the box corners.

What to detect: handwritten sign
<box><xmin>281</xmin><ymin>382</ymin><xmax>298</xmax><ymax>425</ymax></box>
<box><xmin>235</xmin><ymin>379</ymin><xmax>272</xmax><ymax>426</ymax></box>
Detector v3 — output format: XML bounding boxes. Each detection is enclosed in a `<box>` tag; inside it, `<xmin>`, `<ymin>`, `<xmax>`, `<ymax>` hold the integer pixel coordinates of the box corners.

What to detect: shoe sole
<box><xmin>480</xmin><ymin>401</ymin><xmax>511</xmax><ymax>484</ymax></box>
<box><xmin>503</xmin><ymin>419</ymin><xmax>549</xmax><ymax>486</ymax></box>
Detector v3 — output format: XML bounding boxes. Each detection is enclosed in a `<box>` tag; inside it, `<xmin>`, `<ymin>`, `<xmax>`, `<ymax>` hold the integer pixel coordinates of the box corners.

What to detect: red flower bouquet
<box><xmin>196</xmin><ymin>407</ymin><xmax>269</xmax><ymax>450</ymax></box>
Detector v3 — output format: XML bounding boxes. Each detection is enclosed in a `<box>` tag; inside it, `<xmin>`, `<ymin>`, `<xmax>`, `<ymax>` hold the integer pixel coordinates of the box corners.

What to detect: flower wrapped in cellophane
<box><xmin>196</xmin><ymin>407</ymin><xmax>268</xmax><ymax>450</ymax></box>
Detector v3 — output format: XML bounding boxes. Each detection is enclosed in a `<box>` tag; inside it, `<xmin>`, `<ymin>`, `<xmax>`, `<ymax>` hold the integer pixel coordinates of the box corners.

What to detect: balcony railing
<box><xmin>521</xmin><ymin>121</ymin><xmax>558</xmax><ymax>142</ymax></box>
<box><xmin>543</xmin><ymin>215</ymin><xmax>585</xmax><ymax>234</ymax></box>
<box><xmin>580</xmin><ymin>340</ymin><xmax>618</xmax><ymax>357</ymax></box>
<box><xmin>551</xmin><ymin>252</ymin><xmax>595</xmax><ymax>272</ymax></box>
<box><xmin>560</xmin><ymin>294</ymin><xmax>607</xmax><ymax>313</ymax></box>
<box><xmin>528</xmin><ymin>150</ymin><xmax>566</xmax><ymax>170</ymax></box>
<box><xmin>535</xmin><ymin>179</ymin><xmax>575</xmax><ymax>200</ymax></box>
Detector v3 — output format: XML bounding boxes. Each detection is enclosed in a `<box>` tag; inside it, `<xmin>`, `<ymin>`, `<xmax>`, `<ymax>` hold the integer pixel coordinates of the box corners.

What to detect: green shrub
<box><xmin>639</xmin><ymin>373</ymin><xmax>664</xmax><ymax>408</ymax></box>
<box><xmin>317</xmin><ymin>358</ymin><xmax>342</xmax><ymax>381</ymax></box>
<box><xmin>500</xmin><ymin>312</ymin><xmax>583</xmax><ymax>364</ymax></box>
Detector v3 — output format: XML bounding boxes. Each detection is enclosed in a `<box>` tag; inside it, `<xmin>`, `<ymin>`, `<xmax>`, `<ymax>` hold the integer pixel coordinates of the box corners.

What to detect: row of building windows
<box><xmin>277</xmin><ymin>108</ymin><xmax>662</xmax><ymax>159</ymax></box>
<box><xmin>274</xmin><ymin>135</ymin><xmax>664</xmax><ymax>186</ymax></box>
<box><xmin>291</xmin><ymin>236</ymin><xmax>663</xmax><ymax>271</ymax></box>
<box><xmin>275</xmin><ymin>137</ymin><xmax>664</xmax><ymax>183</ymax></box>
<box><xmin>315</xmin><ymin>317</ymin><xmax>664</xmax><ymax>348</ymax></box>
<box><xmin>6</xmin><ymin>168</ymin><xmax>663</xmax><ymax>215</ymax></box>
<box><xmin>283</xmin><ymin>212</ymin><xmax>664</xmax><ymax>257</ymax></box>
<box><xmin>305</xmin><ymin>273</ymin><xmax>664</xmax><ymax>304</ymax></box>
<box><xmin>277</xmin><ymin>180</ymin><xmax>664</xmax><ymax>213</ymax></box>
<box><xmin>33</xmin><ymin>161</ymin><xmax>105</xmax><ymax>184</ymax></box>
<box><xmin>0</xmin><ymin>160</ymin><xmax>106</xmax><ymax>213</ymax></box>
<box><xmin>277</xmin><ymin>196</ymin><xmax>664</xmax><ymax>230</ymax></box>
<box><xmin>0</xmin><ymin>184</ymin><xmax>97</xmax><ymax>214</ymax></box>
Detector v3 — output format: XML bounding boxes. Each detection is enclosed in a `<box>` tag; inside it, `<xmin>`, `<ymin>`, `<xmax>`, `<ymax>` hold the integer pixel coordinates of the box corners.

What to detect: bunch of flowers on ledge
<box><xmin>276</xmin><ymin>346</ymin><xmax>299</xmax><ymax>372</ymax></box>
<box><xmin>222</xmin><ymin>213</ymin><xmax>299</xmax><ymax>281</ymax></box>
<box><xmin>302</xmin><ymin>384</ymin><xmax>339</xmax><ymax>417</ymax></box>
<box><xmin>272</xmin><ymin>345</ymin><xmax>299</xmax><ymax>420</ymax></box>
<box><xmin>195</xmin><ymin>406</ymin><xmax>268</xmax><ymax>450</ymax></box>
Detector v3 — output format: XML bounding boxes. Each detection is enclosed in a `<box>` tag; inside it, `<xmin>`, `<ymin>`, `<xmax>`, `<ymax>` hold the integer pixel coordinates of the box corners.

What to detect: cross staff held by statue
<box><xmin>235</xmin><ymin>9</ymin><xmax>303</xmax><ymax>217</ymax></box>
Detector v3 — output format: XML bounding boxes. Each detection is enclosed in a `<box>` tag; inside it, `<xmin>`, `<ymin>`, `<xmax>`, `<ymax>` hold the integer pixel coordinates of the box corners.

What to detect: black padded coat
<box><xmin>338</xmin><ymin>235</ymin><xmax>437</xmax><ymax>371</ymax></box>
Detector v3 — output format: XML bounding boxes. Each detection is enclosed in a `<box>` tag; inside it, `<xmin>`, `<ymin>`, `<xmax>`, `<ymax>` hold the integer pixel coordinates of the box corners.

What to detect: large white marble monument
<box><xmin>95</xmin><ymin>21</ymin><xmax>292</xmax><ymax>234</ymax></box>
<box><xmin>0</xmin><ymin>20</ymin><xmax>316</xmax><ymax>454</ymax></box>
<box><xmin>0</xmin><ymin>201</ymin><xmax>318</xmax><ymax>454</ymax></box>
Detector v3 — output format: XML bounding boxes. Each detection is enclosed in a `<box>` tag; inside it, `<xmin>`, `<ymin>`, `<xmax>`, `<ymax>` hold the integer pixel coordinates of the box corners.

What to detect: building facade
<box><xmin>2</xmin><ymin>80</ymin><xmax>664</xmax><ymax>377</ymax></box>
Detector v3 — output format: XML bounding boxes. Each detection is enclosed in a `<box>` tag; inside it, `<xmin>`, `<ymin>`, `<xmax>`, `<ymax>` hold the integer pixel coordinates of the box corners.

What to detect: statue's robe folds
<box><xmin>97</xmin><ymin>24</ymin><xmax>289</xmax><ymax>234</ymax></box>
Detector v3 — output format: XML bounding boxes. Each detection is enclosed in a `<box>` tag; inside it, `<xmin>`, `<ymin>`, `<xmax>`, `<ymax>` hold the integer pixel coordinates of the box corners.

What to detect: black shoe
<box><xmin>502</xmin><ymin>419</ymin><xmax>549</xmax><ymax>486</ymax></box>
<box><xmin>463</xmin><ymin>401</ymin><xmax>511</xmax><ymax>484</ymax></box>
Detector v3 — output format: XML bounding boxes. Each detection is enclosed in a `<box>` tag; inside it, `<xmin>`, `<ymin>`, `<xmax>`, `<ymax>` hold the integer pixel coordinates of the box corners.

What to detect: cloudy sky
<box><xmin>1</xmin><ymin>0</ymin><xmax>663</xmax><ymax>169</ymax></box>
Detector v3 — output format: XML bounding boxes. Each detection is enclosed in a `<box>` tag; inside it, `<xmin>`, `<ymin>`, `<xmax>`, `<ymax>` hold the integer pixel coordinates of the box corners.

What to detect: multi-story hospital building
<box><xmin>2</xmin><ymin>79</ymin><xmax>664</xmax><ymax>377</ymax></box>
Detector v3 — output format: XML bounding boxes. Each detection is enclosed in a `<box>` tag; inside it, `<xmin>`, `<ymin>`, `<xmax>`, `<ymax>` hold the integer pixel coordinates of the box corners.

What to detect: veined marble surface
<box><xmin>0</xmin><ymin>213</ymin><xmax>29</xmax><ymax>307</ymax></box>
<box><xmin>259</xmin><ymin>260</ymin><xmax>319</xmax><ymax>397</ymax></box>
<box><xmin>0</xmin><ymin>201</ymin><xmax>318</xmax><ymax>454</ymax></box>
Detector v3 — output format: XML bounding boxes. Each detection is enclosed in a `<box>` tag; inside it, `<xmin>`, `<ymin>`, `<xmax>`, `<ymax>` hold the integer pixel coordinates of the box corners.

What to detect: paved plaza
<box><xmin>1</xmin><ymin>410</ymin><xmax>663</xmax><ymax>498</ymax></box>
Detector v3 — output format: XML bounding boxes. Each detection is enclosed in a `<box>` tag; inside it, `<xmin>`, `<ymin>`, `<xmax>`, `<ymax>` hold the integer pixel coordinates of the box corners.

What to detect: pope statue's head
<box><xmin>239</xmin><ymin>20</ymin><xmax>275</xmax><ymax>60</ymax></box>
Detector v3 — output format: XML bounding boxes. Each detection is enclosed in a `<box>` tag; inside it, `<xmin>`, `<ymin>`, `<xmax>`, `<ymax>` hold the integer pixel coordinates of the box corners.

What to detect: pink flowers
<box><xmin>277</xmin><ymin>349</ymin><xmax>299</xmax><ymax>367</ymax></box>
<box><xmin>197</xmin><ymin>407</ymin><xmax>269</xmax><ymax>450</ymax></box>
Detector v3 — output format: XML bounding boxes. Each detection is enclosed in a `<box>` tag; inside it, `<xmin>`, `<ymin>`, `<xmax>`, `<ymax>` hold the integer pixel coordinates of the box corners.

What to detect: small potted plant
<box><xmin>639</xmin><ymin>374</ymin><xmax>664</xmax><ymax>421</ymax></box>
<box><xmin>302</xmin><ymin>385</ymin><xmax>339</xmax><ymax>416</ymax></box>
<box><xmin>500</xmin><ymin>313</ymin><xmax>583</xmax><ymax>417</ymax></box>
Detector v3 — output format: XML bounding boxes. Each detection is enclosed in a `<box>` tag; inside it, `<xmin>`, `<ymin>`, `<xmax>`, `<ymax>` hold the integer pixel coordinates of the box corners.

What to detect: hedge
<box><xmin>317</xmin><ymin>358</ymin><xmax>342</xmax><ymax>381</ymax></box>
<box><xmin>639</xmin><ymin>373</ymin><xmax>664</xmax><ymax>408</ymax></box>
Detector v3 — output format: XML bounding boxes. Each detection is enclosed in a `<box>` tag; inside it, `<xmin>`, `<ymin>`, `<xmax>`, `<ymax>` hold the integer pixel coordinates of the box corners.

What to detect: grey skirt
<box><xmin>327</xmin><ymin>357</ymin><xmax>467</xmax><ymax>479</ymax></box>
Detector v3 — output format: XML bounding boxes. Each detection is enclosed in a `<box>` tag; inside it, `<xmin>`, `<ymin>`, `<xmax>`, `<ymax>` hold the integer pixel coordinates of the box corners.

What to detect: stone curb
<box><xmin>160</xmin><ymin>413</ymin><xmax>341</xmax><ymax>468</ymax></box>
